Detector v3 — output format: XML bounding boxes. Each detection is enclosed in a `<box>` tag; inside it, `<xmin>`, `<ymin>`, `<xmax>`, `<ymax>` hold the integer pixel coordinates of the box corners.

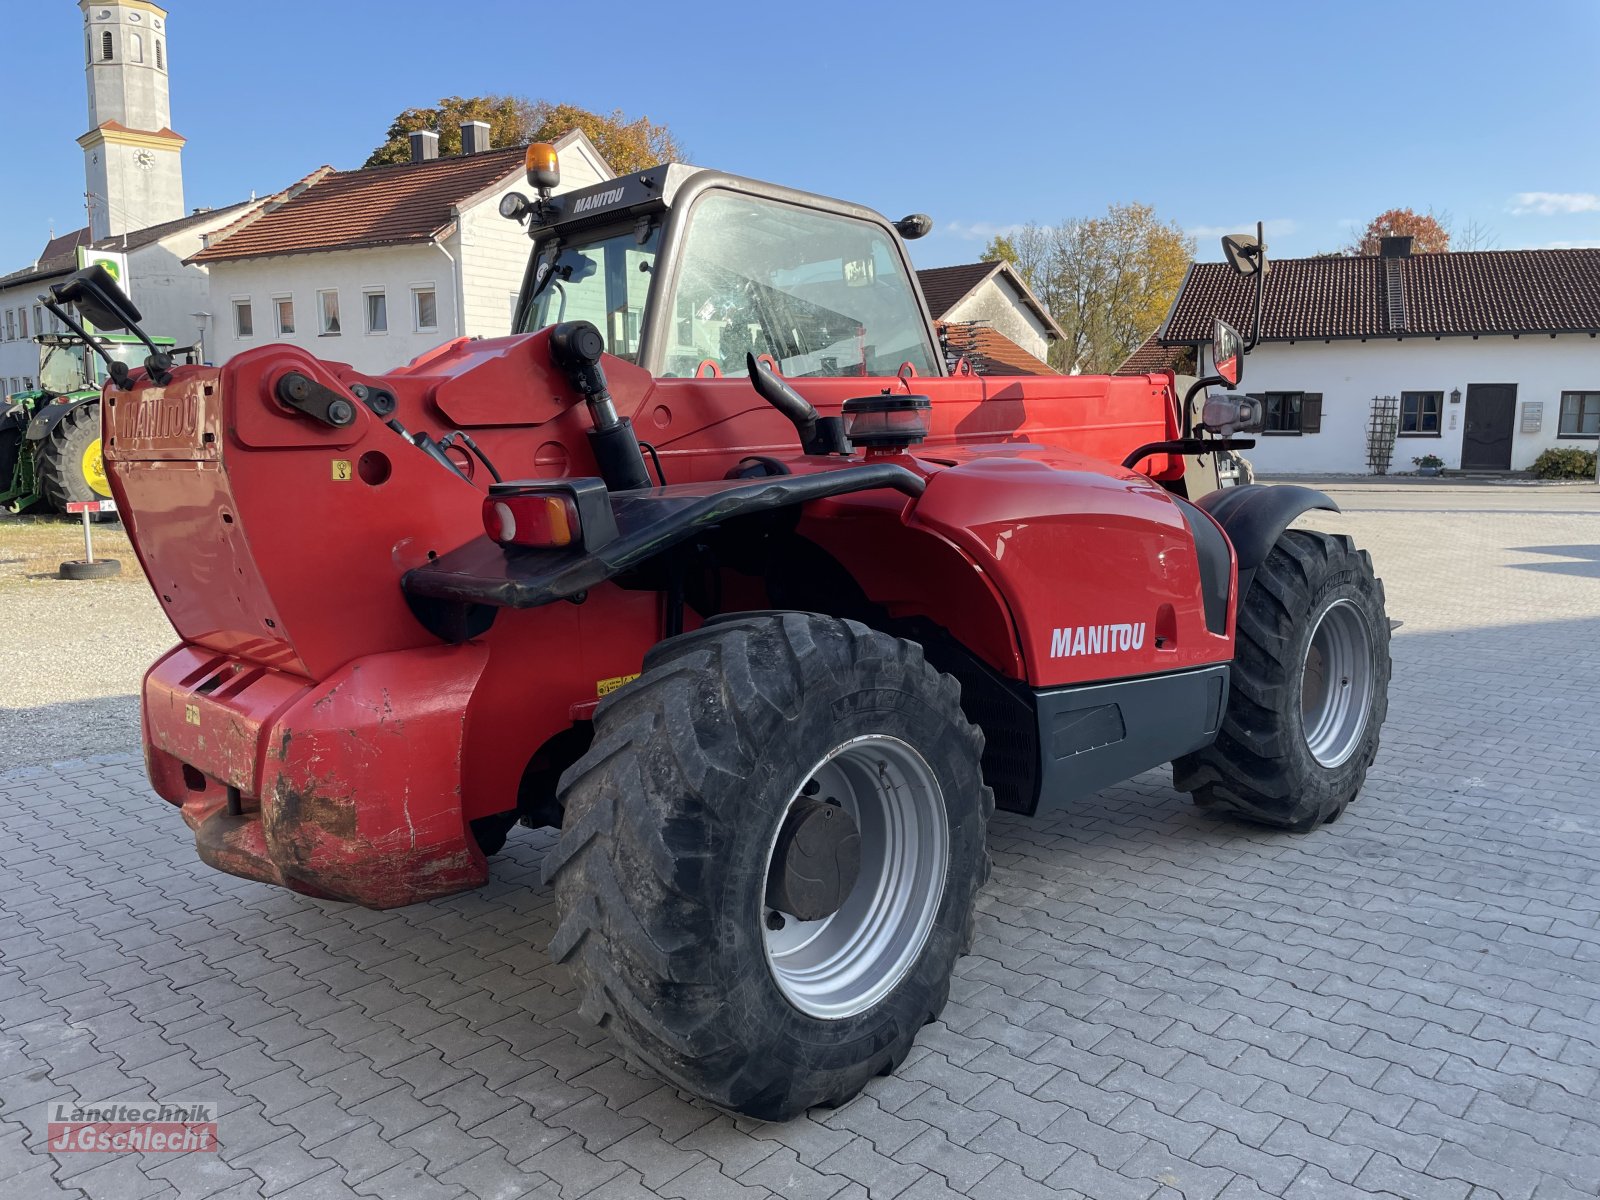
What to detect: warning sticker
<box><xmin>184</xmin><ymin>704</ymin><xmax>200</xmax><ymax>726</ymax></box>
<box><xmin>331</xmin><ymin>459</ymin><xmax>353</xmax><ymax>481</ymax></box>
<box><xmin>596</xmin><ymin>673</ymin><xmax>640</xmax><ymax>697</ymax></box>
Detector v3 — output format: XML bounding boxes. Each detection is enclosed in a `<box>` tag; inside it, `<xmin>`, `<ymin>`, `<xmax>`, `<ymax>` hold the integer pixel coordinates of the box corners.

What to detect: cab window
<box><xmin>662</xmin><ymin>193</ymin><xmax>936</xmax><ymax>379</ymax></box>
<box><xmin>519</xmin><ymin>225</ymin><xmax>659</xmax><ymax>363</ymax></box>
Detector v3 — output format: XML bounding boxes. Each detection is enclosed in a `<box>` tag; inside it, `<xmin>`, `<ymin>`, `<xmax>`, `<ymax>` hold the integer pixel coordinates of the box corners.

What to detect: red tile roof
<box><xmin>1162</xmin><ymin>249</ymin><xmax>1600</xmax><ymax>342</ymax></box>
<box><xmin>939</xmin><ymin>322</ymin><xmax>1056</xmax><ymax>376</ymax></box>
<box><xmin>191</xmin><ymin>145</ymin><xmax>529</xmax><ymax>263</ymax></box>
<box><xmin>1114</xmin><ymin>333</ymin><xmax>1195</xmax><ymax>376</ymax></box>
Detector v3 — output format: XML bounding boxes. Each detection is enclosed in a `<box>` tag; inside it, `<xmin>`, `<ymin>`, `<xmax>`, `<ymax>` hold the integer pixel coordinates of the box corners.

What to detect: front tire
<box><xmin>1174</xmin><ymin>530</ymin><xmax>1390</xmax><ymax>831</ymax></box>
<box><xmin>543</xmin><ymin>613</ymin><xmax>991</xmax><ymax>1120</ymax></box>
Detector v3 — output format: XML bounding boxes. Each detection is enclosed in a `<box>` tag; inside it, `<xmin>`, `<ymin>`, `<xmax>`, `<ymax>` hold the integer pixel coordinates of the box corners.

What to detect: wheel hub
<box><xmin>764</xmin><ymin>796</ymin><xmax>861</xmax><ymax>922</ymax></box>
<box><xmin>762</xmin><ymin>734</ymin><xmax>948</xmax><ymax>1020</ymax></box>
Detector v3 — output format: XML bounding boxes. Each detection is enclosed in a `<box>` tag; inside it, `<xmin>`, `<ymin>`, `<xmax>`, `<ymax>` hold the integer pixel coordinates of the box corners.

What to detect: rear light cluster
<box><xmin>483</xmin><ymin>485</ymin><xmax>580</xmax><ymax>548</ymax></box>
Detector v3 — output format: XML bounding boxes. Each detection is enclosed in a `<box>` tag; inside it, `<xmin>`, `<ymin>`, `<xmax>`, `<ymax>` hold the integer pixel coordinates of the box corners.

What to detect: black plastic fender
<box><xmin>1197</xmin><ymin>483</ymin><xmax>1340</xmax><ymax>600</ymax></box>
<box><xmin>24</xmin><ymin>397</ymin><xmax>96</xmax><ymax>444</ymax></box>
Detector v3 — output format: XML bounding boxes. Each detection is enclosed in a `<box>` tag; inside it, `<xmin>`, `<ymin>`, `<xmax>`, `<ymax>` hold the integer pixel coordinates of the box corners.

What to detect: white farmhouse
<box><xmin>916</xmin><ymin>261</ymin><xmax>1064</xmax><ymax>373</ymax></box>
<box><xmin>1131</xmin><ymin>237</ymin><xmax>1600</xmax><ymax>473</ymax></box>
<box><xmin>192</xmin><ymin>130</ymin><xmax>613</xmax><ymax>373</ymax></box>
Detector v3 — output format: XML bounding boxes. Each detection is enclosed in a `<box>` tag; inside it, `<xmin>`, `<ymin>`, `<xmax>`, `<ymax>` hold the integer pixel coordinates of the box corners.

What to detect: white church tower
<box><xmin>77</xmin><ymin>0</ymin><xmax>186</xmax><ymax>240</ymax></box>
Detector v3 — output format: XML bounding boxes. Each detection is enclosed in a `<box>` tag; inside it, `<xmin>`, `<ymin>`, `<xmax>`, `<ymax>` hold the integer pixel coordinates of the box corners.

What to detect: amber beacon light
<box><xmin>525</xmin><ymin>143</ymin><xmax>560</xmax><ymax>191</ymax></box>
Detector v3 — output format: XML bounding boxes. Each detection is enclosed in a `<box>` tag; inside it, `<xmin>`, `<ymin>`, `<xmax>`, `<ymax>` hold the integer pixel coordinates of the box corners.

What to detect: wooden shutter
<box><xmin>1300</xmin><ymin>393</ymin><xmax>1323</xmax><ymax>434</ymax></box>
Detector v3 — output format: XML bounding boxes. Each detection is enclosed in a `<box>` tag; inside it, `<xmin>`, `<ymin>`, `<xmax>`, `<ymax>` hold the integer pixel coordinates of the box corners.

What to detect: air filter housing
<box><xmin>841</xmin><ymin>393</ymin><xmax>932</xmax><ymax>450</ymax></box>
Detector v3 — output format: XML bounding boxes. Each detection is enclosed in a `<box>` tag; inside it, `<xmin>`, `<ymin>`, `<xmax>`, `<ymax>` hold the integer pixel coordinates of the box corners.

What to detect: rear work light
<box><xmin>484</xmin><ymin>485</ymin><xmax>580</xmax><ymax>548</ymax></box>
<box><xmin>841</xmin><ymin>393</ymin><xmax>932</xmax><ymax>451</ymax></box>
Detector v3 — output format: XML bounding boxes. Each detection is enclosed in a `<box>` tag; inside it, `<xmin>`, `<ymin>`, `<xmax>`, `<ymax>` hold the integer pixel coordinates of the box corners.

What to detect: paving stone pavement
<box><xmin>2</xmin><ymin>499</ymin><xmax>1599</xmax><ymax>1200</ymax></box>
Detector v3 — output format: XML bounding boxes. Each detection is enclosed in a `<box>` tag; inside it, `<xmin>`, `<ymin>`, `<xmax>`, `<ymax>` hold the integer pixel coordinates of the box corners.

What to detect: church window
<box><xmin>156</xmin><ymin>39</ymin><xmax>164</xmax><ymax>71</ymax></box>
<box><xmin>101</xmin><ymin>30</ymin><xmax>113</xmax><ymax>60</ymax></box>
<box><xmin>128</xmin><ymin>32</ymin><xmax>143</xmax><ymax>63</ymax></box>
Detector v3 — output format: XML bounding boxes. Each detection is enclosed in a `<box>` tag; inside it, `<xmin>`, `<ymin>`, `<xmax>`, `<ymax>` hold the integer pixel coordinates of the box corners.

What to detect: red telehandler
<box><xmin>46</xmin><ymin>145</ymin><xmax>1389</xmax><ymax>1121</ymax></box>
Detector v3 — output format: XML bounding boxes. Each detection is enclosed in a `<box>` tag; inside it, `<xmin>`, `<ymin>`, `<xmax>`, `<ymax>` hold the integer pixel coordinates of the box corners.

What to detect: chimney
<box><xmin>461</xmin><ymin>121</ymin><xmax>491</xmax><ymax>156</ymax></box>
<box><xmin>1380</xmin><ymin>235</ymin><xmax>1414</xmax><ymax>258</ymax></box>
<box><xmin>409</xmin><ymin>130</ymin><xmax>440</xmax><ymax>163</ymax></box>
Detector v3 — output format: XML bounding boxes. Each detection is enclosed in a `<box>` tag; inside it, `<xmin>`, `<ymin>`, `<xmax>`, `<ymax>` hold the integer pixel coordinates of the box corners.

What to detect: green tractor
<box><xmin>1</xmin><ymin>331</ymin><xmax>179</xmax><ymax>513</ymax></box>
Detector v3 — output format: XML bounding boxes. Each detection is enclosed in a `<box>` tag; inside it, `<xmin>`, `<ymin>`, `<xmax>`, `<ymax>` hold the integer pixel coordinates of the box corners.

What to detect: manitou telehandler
<box><xmin>47</xmin><ymin>143</ymin><xmax>1390</xmax><ymax>1121</ymax></box>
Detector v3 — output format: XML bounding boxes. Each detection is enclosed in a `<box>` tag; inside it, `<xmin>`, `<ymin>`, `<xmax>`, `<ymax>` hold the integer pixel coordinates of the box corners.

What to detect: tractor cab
<box><xmin>504</xmin><ymin>158</ymin><xmax>943</xmax><ymax>381</ymax></box>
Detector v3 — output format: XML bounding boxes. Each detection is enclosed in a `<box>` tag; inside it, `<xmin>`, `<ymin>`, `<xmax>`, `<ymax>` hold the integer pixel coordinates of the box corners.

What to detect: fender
<box><xmin>1198</xmin><ymin>483</ymin><xmax>1339</xmax><ymax>598</ymax></box>
<box><xmin>24</xmin><ymin>397</ymin><xmax>97</xmax><ymax>444</ymax></box>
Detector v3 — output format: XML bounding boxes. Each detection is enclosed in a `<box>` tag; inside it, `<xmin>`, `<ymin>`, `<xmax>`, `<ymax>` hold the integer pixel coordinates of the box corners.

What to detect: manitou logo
<box><xmin>572</xmin><ymin>187</ymin><xmax>626</xmax><ymax>214</ymax></box>
<box><xmin>1050</xmin><ymin>622</ymin><xmax>1146</xmax><ymax>658</ymax></box>
<box><xmin>123</xmin><ymin>393</ymin><xmax>198</xmax><ymax>442</ymax></box>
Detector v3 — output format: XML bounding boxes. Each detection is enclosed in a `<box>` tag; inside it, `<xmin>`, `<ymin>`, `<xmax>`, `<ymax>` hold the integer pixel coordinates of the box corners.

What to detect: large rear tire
<box><xmin>37</xmin><ymin>402</ymin><xmax>109</xmax><ymax>512</ymax></box>
<box><xmin>1174</xmin><ymin>530</ymin><xmax>1389</xmax><ymax>831</ymax></box>
<box><xmin>544</xmin><ymin>613</ymin><xmax>991</xmax><ymax>1121</ymax></box>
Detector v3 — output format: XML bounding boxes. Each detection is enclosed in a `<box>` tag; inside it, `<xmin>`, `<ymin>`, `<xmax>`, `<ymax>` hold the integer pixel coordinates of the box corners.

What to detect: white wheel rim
<box><xmin>1300</xmin><ymin>598</ymin><xmax>1375</xmax><ymax>768</ymax></box>
<box><xmin>762</xmin><ymin>735</ymin><xmax>948</xmax><ymax>1020</ymax></box>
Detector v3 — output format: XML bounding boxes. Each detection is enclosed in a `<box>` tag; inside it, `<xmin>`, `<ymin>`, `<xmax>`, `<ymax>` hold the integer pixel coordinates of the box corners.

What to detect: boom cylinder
<box><xmin>548</xmin><ymin>322</ymin><xmax>652</xmax><ymax>491</ymax></box>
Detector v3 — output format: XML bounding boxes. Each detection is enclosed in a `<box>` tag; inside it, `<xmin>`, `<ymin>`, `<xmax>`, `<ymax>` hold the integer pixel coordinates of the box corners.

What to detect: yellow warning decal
<box><xmin>185</xmin><ymin>704</ymin><xmax>200</xmax><ymax>726</ymax></box>
<box><xmin>331</xmin><ymin>459</ymin><xmax>353</xmax><ymax>481</ymax></box>
<box><xmin>596</xmin><ymin>673</ymin><xmax>640</xmax><ymax>697</ymax></box>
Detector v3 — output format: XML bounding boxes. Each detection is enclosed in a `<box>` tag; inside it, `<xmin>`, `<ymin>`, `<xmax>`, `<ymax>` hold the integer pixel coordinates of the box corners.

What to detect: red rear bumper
<box><xmin>144</xmin><ymin>641</ymin><xmax>491</xmax><ymax>908</ymax></box>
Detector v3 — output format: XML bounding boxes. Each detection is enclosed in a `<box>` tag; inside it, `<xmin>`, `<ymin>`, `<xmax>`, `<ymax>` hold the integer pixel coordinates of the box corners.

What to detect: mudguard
<box><xmin>1198</xmin><ymin>483</ymin><xmax>1339</xmax><ymax>598</ymax></box>
<box><xmin>24</xmin><ymin>397</ymin><xmax>96</xmax><ymax>443</ymax></box>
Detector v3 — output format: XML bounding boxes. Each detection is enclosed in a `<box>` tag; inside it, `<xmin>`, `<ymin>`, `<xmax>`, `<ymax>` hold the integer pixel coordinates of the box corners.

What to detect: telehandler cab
<box><xmin>49</xmin><ymin>144</ymin><xmax>1390</xmax><ymax>1120</ymax></box>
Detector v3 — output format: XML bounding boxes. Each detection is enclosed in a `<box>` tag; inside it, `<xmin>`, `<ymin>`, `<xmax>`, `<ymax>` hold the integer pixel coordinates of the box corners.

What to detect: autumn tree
<box><xmin>365</xmin><ymin>96</ymin><xmax>685</xmax><ymax>173</ymax></box>
<box><xmin>365</xmin><ymin>95</ymin><xmax>532</xmax><ymax>166</ymax></box>
<box><xmin>1346</xmin><ymin>208</ymin><xmax>1451</xmax><ymax>255</ymax></box>
<box><xmin>982</xmin><ymin>204</ymin><xmax>1193</xmax><ymax>374</ymax></box>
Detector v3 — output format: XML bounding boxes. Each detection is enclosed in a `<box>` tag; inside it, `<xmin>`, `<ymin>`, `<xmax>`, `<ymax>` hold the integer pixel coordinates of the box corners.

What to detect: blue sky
<box><xmin>6</xmin><ymin>0</ymin><xmax>1599</xmax><ymax>272</ymax></box>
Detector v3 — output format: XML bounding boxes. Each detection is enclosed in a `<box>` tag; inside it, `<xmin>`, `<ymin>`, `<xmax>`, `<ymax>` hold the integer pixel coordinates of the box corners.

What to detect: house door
<box><xmin>1462</xmin><ymin>384</ymin><xmax>1516</xmax><ymax>470</ymax></box>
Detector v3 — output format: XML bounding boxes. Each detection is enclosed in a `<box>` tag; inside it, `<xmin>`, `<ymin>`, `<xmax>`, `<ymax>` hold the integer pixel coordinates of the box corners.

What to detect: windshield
<box><xmin>38</xmin><ymin>344</ymin><xmax>90</xmax><ymax>394</ymax></box>
<box><xmin>518</xmin><ymin>224</ymin><xmax>660</xmax><ymax>363</ymax></box>
<box><xmin>661</xmin><ymin>193</ymin><xmax>937</xmax><ymax>380</ymax></box>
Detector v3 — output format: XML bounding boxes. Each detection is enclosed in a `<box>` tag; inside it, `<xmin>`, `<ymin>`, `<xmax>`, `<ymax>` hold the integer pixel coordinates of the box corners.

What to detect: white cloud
<box><xmin>1509</xmin><ymin>192</ymin><xmax>1600</xmax><ymax>216</ymax></box>
<box><xmin>937</xmin><ymin>220</ymin><xmax>1027</xmax><ymax>242</ymax></box>
<box><xmin>1543</xmin><ymin>239</ymin><xmax>1600</xmax><ymax>249</ymax></box>
<box><xmin>1185</xmin><ymin>218</ymin><xmax>1298</xmax><ymax>241</ymax></box>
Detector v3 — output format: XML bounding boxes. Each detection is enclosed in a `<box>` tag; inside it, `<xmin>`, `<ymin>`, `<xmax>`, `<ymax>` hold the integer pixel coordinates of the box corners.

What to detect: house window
<box><xmin>1559</xmin><ymin>392</ymin><xmax>1600</xmax><ymax>439</ymax></box>
<box><xmin>23</xmin><ymin>377</ymin><xmax>33</xmax><ymax>391</ymax></box>
<box><xmin>274</xmin><ymin>296</ymin><xmax>295</xmax><ymax>336</ymax></box>
<box><xmin>233</xmin><ymin>299</ymin><xmax>254</xmax><ymax>338</ymax></box>
<box><xmin>318</xmin><ymin>290</ymin><xmax>341</xmax><ymax>335</ymax></box>
<box><xmin>102</xmin><ymin>30</ymin><xmax>113</xmax><ymax>60</ymax></box>
<box><xmin>33</xmin><ymin>305</ymin><xmax>44</xmax><ymax>334</ymax></box>
<box><xmin>413</xmin><ymin>286</ymin><xmax>437</xmax><ymax>332</ymax></box>
<box><xmin>365</xmin><ymin>291</ymin><xmax>387</xmax><ymax>334</ymax></box>
<box><xmin>4</xmin><ymin>310</ymin><xmax>13</xmax><ymax>340</ymax></box>
<box><xmin>1264</xmin><ymin>392</ymin><xmax>1303</xmax><ymax>435</ymax></box>
<box><xmin>17</xmin><ymin>308</ymin><xmax>26</xmax><ymax>339</ymax></box>
<box><xmin>1400</xmin><ymin>391</ymin><xmax>1442</xmax><ymax>436</ymax></box>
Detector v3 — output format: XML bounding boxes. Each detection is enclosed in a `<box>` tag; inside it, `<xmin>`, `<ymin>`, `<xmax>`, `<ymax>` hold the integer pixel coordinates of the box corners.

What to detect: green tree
<box><xmin>365</xmin><ymin>96</ymin><xmax>686</xmax><ymax>173</ymax></box>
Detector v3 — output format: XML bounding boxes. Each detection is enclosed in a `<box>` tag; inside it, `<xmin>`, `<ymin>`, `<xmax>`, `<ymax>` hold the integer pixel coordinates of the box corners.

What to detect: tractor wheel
<box><xmin>37</xmin><ymin>402</ymin><xmax>110</xmax><ymax>512</ymax></box>
<box><xmin>544</xmin><ymin>612</ymin><xmax>991</xmax><ymax>1121</ymax></box>
<box><xmin>1174</xmin><ymin>530</ymin><xmax>1389</xmax><ymax>832</ymax></box>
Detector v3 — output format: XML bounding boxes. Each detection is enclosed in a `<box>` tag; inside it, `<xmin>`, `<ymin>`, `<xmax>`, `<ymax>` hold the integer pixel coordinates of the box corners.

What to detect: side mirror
<box><xmin>50</xmin><ymin>264</ymin><xmax>143</xmax><ymax>332</ymax></box>
<box><xmin>1221</xmin><ymin>233</ymin><xmax>1262</xmax><ymax>277</ymax></box>
<box><xmin>1213</xmin><ymin>318</ymin><xmax>1244</xmax><ymax>387</ymax></box>
<box><xmin>1200</xmin><ymin>392</ymin><xmax>1264</xmax><ymax>436</ymax></box>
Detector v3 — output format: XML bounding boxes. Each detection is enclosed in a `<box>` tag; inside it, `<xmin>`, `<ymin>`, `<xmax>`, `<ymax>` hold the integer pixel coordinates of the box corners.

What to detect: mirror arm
<box><xmin>38</xmin><ymin>294</ymin><xmax>134</xmax><ymax>390</ymax></box>
<box><xmin>1245</xmin><ymin>219</ymin><xmax>1267</xmax><ymax>353</ymax></box>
